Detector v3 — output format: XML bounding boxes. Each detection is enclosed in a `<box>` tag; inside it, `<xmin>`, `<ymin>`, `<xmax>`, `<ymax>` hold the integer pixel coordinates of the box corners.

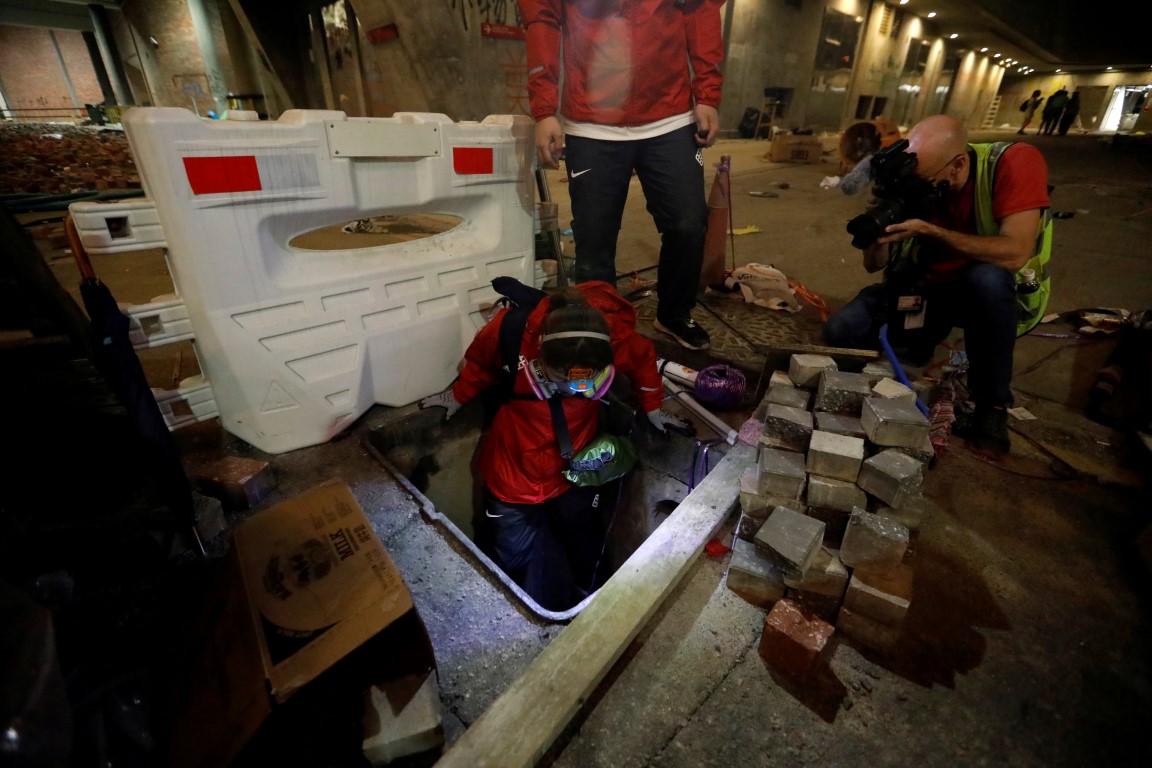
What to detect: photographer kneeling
<box><xmin>826</xmin><ymin>114</ymin><xmax>1052</xmax><ymax>459</ymax></box>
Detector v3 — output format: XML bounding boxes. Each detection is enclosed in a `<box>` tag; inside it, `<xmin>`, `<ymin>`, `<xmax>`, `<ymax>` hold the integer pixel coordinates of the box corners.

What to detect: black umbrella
<box><xmin>65</xmin><ymin>215</ymin><xmax>203</xmax><ymax>555</ymax></box>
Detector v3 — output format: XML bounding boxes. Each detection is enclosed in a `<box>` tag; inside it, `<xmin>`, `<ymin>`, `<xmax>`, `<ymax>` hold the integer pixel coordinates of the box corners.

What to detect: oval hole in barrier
<box><xmin>288</xmin><ymin>213</ymin><xmax>463</xmax><ymax>250</ymax></box>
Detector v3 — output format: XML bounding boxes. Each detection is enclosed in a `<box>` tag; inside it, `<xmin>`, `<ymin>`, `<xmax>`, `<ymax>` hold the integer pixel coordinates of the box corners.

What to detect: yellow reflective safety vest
<box><xmin>888</xmin><ymin>142</ymin><xmax>1052</xmax><ymax>336</ymax></box>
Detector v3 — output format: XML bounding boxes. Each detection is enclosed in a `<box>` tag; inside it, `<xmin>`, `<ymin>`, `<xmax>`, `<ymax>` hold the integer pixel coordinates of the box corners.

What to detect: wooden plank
<box><xmin>434</xmin><ymin>442</ymin><xmax>754</xmax><ymax>768</ymax></box>
<box><xmin>767</xmin><ymin>342</ymin><xmax>880</xmax><ymax>360</ymax></box>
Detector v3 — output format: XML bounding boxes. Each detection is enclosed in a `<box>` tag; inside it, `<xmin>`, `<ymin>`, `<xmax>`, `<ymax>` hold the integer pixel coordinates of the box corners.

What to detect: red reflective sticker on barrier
<box><xmin>183</xmin><ymin>155</ymin><xmax>262</xmax><ymax>195</ymax></box>
<box><xmin>453</xmin><ymin>147</ymin><xmax>494</xmax><ymax>175</ymax></box>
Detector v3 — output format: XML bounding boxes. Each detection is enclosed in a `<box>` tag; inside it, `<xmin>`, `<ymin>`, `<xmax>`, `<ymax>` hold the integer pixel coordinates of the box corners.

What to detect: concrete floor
<box><xmin>6</xmin><ymin>127</ymin><xmax>1152</xmax><ymax>766</ymax></box>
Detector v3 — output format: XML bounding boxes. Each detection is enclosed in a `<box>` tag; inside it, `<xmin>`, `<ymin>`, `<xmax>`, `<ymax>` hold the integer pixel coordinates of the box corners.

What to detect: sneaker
<box><xmin>952</xmin><ymin>404</ymin><xmax>1010</xmax><ymax>459</ymax></box>
<box><xmin>654</xmin><ymin>316</ymin><xmax>710</xmax><ymax>351</ymax></box>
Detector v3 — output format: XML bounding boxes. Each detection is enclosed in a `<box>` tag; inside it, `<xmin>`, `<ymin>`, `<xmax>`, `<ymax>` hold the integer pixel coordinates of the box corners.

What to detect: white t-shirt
<box><xmin>563</xmin><ymin>111</ymin><xmax>695</xmax><ymax>141</ymax></box>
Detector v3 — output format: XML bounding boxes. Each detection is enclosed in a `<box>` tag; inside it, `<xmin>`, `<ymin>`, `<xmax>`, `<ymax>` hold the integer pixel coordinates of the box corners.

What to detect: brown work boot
<box><xmin>952</xmin><ymin>405</ymin><xmax>1010</xmax><ymax>460</ymax></box>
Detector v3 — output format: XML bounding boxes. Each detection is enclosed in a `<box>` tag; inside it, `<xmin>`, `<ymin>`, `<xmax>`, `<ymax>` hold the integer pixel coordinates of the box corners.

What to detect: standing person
<box><xmin>1018</xmin><ymin>90</ymin><xmax>1043</xmax><ymax>134</ymax></box>
<box><xmin>825</xmin><ymin>115</ymin><xmax>1052</xmax><ymax>459</ymax></box>
<box><xmin>518</xmin><ymin>0</ymin><xmax>726</xmax><ymax>351</ymax></box>
<box><xmin>420</xmin><ymin>281</ymin><xmax>687</xmax><ymax>610</ymax></box>
<box><xmin>1041</xmin><ymin>87</ymin><xmax>1069</xmax><ymax>135</ymax></box>
<box><xmin>1058</xmin><ymin>91</ymin><xmax>1082</xmax><ymax>136</ymax></box>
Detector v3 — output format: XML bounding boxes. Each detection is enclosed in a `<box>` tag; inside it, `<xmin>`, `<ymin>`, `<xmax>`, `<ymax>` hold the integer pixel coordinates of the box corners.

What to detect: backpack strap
<box><xmin>493</xmin><ymin>276</ymin><xmax>547</xmax><ymax>396</ymax></box>
<box><xmin>547</xmin><ymin>396</ymin><xmax>574</xmax><ymax>461</ymax></box>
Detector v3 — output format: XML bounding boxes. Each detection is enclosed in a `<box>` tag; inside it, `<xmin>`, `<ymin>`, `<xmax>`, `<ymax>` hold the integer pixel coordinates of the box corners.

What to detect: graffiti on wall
<box><xmin>449</xmin><ymin>0</ymin><xmax>522</xmax><ymax>31</ymax></box>
<box><xmin>500</xmin><ymin>48</ymin><xmax>529</xmax><ymax>115</ymax></box>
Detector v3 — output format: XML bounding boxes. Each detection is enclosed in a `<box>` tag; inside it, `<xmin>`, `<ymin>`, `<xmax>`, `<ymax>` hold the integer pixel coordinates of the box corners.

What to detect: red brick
<box><xmin>194</xmin><ymin>456</ymin><xmax>275</xmax><ymax>511</ymax></box>
<box><xmin>758</xmin><ymin>598</ymin><xmax>835</xmax><ymax>679</ymax></box>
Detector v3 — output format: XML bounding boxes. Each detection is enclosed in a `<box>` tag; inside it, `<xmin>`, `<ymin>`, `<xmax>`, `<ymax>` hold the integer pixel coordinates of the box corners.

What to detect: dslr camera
<box><xmin>846</xmin><ymin>139</ymin><xmax>949</xmax><ymax>249</ymax></box>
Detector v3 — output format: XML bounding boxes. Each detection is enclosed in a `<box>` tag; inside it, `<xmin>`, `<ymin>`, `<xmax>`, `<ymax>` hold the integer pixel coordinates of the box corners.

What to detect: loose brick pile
<box><xmin>727</xmin><ymin>353</ymin><xmax>935</xmax><ymax>679</ymax></box>
<box><xmin>0</xmin><ymin>123</ymin><xmax>140</xmax><ymax>196</ymax></box>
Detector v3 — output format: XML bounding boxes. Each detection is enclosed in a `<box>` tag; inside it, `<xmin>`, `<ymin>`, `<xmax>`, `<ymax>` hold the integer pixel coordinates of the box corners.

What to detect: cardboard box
<box><xmin>166</xmin><ymin>479</ymin><xmax>438</xmax><ymax>767</ymax></box>
<box><xmin>769</xmin><ymin>135</ymin><xmax>823</xmax><ymax>163</ymax></box>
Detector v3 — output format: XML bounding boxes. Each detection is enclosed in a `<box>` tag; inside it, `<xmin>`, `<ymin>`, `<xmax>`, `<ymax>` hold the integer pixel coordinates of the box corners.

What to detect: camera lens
<box><xmin>847</xmin><ymin>197</ymin><xmax>908</xmax><ymax>249</ymax></box>
<box><xmin>846</xmin><ymin>213</ymin><xmax>883</xmax><ymax>250</ymax></box>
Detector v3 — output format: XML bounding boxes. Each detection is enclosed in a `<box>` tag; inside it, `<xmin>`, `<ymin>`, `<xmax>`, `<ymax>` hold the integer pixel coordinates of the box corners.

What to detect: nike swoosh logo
<box><xmin>485</xmin><ymin>510</ymin><xmax>505</xmax><ymax>518</ymax></box>
<box><xmin>570</xmin><ymin>168</ymin><xmax>592</xmax><ymax>178</ymax></box>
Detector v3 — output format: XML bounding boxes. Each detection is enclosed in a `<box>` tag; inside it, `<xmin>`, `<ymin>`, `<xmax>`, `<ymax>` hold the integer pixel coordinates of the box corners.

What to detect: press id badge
<box><xmin>902</xmin><ymin>297</ymin><xmax>927</xmax><ymax>330</ymax></box>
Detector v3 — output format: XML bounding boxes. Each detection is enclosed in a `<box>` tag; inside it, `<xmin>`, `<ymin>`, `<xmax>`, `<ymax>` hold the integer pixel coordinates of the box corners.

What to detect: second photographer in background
<box><xmin>825</xmin><ymin>115</ymin><xmax>1052</xmax><ymax>460</ymax></box>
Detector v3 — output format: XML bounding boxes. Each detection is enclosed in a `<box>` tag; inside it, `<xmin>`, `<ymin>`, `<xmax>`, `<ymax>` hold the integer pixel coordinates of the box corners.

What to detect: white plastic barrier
<box><xmin>70</xmin><ymin>199</ymin><xmax>166</xmax><ymax>254</ymax></box>
<box><xmin>120</xmin><ymin>107</ymin><xmax>535</xmax><ymax>453</ymax></box>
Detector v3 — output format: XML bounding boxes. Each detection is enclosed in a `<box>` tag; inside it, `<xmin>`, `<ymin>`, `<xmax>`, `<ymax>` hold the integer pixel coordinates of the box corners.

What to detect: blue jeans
<box><xmin>824</xmin><ymin>262</ymin><xmax>1018</xmax><ymax>407</ymax></box>
<box><xmin>564</xmin><ymin>125</ymin><xmax>707</xmax><ymax>322</ymax></box>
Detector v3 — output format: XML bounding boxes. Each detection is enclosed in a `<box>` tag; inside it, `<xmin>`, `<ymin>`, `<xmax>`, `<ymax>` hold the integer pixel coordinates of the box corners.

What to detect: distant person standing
<box><xmin>1058</xmin><ymin>91</ymin><xmax>1082</xmax><ymax>136</ymax></box>
<box><xmin>1041</xmin><ymin>87</ymin><xmax>1069</xmax><ymax>135</ymax></box>
<box><xmin>1018</xmin><ymin>90</ymin><xmax>1043</xmax><ymax>135</ymax></box>
<box><xmin>517</xmin><ymin>0</ymin><xmax>726</xmax><ymax>351</ymax></box>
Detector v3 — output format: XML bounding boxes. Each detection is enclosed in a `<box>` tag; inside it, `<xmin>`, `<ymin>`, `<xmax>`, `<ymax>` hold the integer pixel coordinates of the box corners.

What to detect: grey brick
<box><xmin>726</xmin><ymin>537</ymin><xmax>787</xmax><ymax>608</ymax></box>
<box><xmin>840</xmin><ymin>507</ymin><xmax>910</xmax><ymax>571</ymax></box>
<box><xmin>754</xmin><ymin>506</ymin><xmax>826</xmax><ymax>579</ymax></box>
<box><xmin>806</xmin><ymin>474</ymin><xmax>867</xmax><ymax>513</ymax></box>
<box><xmin>760</xmin><ymin>403</ymin><xmax>814</xmax><ymax>453</ymax></box>
<box><xmin>844</xmin><ymin>564</ymin><xmax>914</xmax><ymax>626</ymax></box>
<box><xmin>764</xmin><ymin>383</ymin><xmax>812</xmax><ymax>411</ymax></box>
<box><xmin>814</xmin><ymin>369</ymin><xmax>873</xmax><ymax>415</ymax></box>
<box><xmin>806</xmin><ymin>430</ymin><xmax>865</xmax><ymax>483</ymax></box>
<box><xmin>858</xmin><ymin>448</ymin><xmax>924</xmax><ymax>509</ymax></box>
<box><xmin>757</xmin><ymin>447</ymin><xmax>807</xmax><ymax>498</ymax></box>
<box><xmin>861</xmin><ymin>396</ymin><xmax>931</xmax><ymax>448</ymax></box>
<box><xmin>788</xmin><ymin>353</ymin><xmax>837</xmax><ymax>388</ymax></box>
<box><xmin>814</xmin><ymin>411</ymin><xmax>866</xmax><ymax>439</ymax></box>
<box><xmin>837</xmin><ymin>605</ymin><xmax>902</xmax><ymax>652</ymax></box>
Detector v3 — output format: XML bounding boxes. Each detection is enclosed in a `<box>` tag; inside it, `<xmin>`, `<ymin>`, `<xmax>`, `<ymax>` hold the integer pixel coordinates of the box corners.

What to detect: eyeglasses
<box><xmin>921</xmin><ymin>153</ymin><xmax>964</xmax><ymax>181</ymax></box>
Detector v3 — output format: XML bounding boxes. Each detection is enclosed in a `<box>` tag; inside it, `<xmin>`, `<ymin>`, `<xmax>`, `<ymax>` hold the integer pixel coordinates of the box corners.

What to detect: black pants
<box><xmin>564</xmin><ymin>125</ymin><xmax>707</xmax><ymax>323</ymax></box>
<box><xmin>823</xmin><ymin>262</ymin><xmax>1018</xmax><ymax>407</ymax></box>
<box><xmin>481</xmin><ymin>482</ymin><xmax>619</xmax><ymax>612</ymax></box>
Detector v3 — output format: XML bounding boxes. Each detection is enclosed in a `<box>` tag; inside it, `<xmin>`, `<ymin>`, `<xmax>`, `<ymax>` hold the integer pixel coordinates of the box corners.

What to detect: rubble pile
<box><xmin>0</xmin><ymin>123</ymin><xmax>140</xmax><ymax>196</ymax></box>
<box><xmin>727</xmin><ymin>353</ymin><xmax>936</xmax><ymax>678</ymax></box>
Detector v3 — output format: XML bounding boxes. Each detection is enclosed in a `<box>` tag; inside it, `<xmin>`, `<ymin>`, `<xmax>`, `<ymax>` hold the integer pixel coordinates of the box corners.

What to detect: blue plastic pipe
<box><xmin>878</xmin><ymin>323</ymin><xmax>931</xmax><ymax>417</ymax></box>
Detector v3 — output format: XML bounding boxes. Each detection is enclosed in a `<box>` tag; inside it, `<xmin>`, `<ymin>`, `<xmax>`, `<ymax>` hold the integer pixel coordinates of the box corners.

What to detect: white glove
<box><xmin>647</xmin><ymin>409</ymin><xmax>691</xmax><ymax>435</ymax></box>
<box><xmin>419</xmin><ymin>388</ymin><xmax>462</xmax><ymax>420</ymax></box>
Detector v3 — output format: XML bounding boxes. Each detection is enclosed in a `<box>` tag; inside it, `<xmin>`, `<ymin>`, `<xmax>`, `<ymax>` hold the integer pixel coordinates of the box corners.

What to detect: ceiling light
<box><xmin>949</xmin><ymin>33</ymin><xmax>958</xmax><ymax>39</ymax></box>
<box><xmin>899</xmin><ymin>0</ymin><xmax>909</xmax><ymax>4</ymax></box>
<box><xmin>1107</xmin><ymin>66</ymin><xmax>1113</xmax><ymax>70</ymax></box>
<box><xmin>1056</xmin><ymin>69</ymin><xmax>1062</xmax><ymax>73</ymax></box>
<box><xmin>993</xmin><ymin>53</ymin><xmax>1001</xmax><ymax>58</ymax></box>
<box><xmin>927</xmin><ymin>12</ymin><xmax>937</xmax><ymax>19</ymax></box>
<box><xmin>980</xmin><ymin>47</ymin><xmax>988</xmax><ymax>53</ymax></box>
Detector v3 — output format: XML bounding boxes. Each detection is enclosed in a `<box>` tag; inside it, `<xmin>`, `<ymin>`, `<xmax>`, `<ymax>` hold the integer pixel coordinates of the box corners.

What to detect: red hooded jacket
<box><xmin>518</xmin><ymin>0</ymin><xmax>726</xmax><ymax>126</ymax></box>
<box><xmin>453</xmin><ymin>281</ymin><xmax>663</xmax><ymax>504</ymax></box>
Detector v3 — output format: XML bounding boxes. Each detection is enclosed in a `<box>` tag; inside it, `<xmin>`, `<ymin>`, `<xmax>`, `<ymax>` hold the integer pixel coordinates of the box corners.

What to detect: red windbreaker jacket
<box><xmin>518</xmin><ymin>0</ymin><xmax>726</xmax><ymax>126</ymax></box>
<box><xmin>453</xmin><ymin>281</ymin><xmax>663</xmax><ymax>504</ymax></box>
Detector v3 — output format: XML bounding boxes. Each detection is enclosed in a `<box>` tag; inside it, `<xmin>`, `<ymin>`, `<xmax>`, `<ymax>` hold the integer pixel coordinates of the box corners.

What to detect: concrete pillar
<box><xmin>186</xmin><ymin>0</ymin><xmax>229</xmax><ymax>115</ymax></box>
<box><xmin>81</xmin><ymin>30</ymin><xmax>117</xmax><ymax>106</ymax></box>
<box><xmin>87</xmin><ymin>3</ymin><xmax>133</xmax><ymax>105</ymax></box>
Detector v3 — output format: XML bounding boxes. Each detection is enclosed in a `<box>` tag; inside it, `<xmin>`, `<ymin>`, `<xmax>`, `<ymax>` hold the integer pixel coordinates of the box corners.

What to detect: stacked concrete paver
<box><xmin>728</xmin><ymin>353</ymin><xmax>935</xmax><ymax>680</ymax></box>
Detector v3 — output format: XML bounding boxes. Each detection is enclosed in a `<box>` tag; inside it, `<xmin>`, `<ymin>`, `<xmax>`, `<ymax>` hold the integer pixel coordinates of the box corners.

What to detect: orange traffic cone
<box><xmin>700</xmin><ymin>155</ymin><xmax>731</xmax><ymax>290</ymax></box>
